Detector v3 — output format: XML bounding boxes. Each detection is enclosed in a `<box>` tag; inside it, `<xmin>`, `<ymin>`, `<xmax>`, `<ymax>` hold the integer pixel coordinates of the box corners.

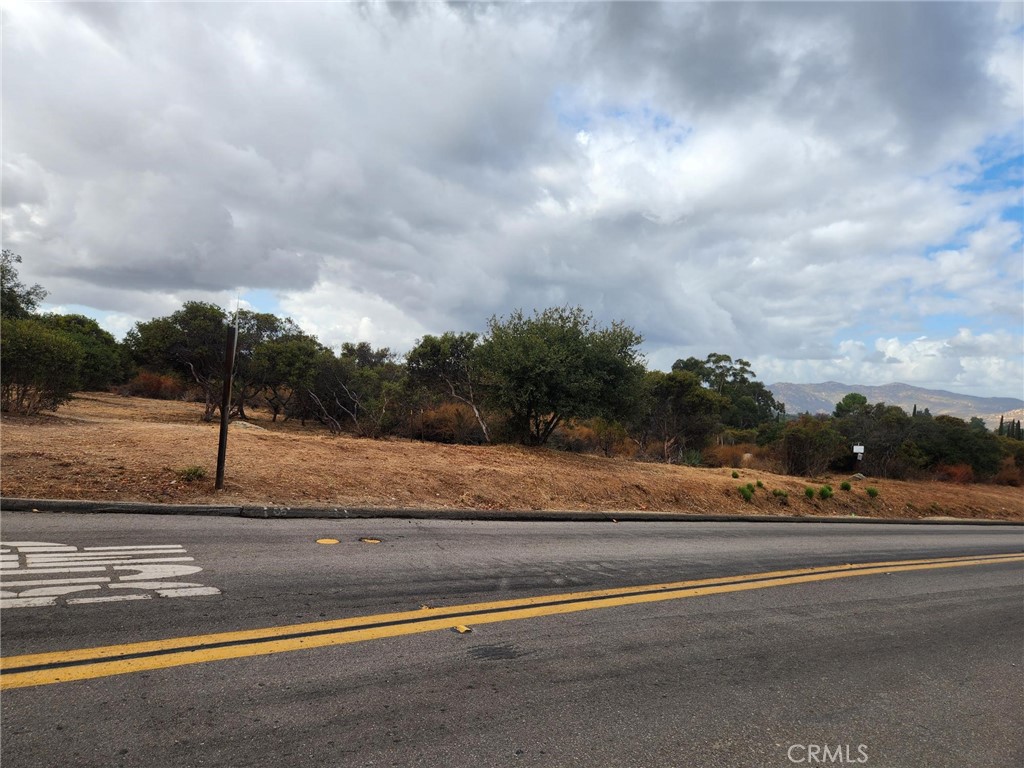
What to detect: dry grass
<box><xmin>1</xmin><ymin>393</ymin><xmax>1021</xmax><ymax>521</ymax></box>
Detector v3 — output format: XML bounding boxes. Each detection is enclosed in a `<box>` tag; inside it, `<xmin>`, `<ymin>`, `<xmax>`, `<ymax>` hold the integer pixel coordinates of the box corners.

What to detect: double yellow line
<box><xmin>2</xmin><ymin>552</ymin><xmax>1021</xmax><ymax>690</ymax></box>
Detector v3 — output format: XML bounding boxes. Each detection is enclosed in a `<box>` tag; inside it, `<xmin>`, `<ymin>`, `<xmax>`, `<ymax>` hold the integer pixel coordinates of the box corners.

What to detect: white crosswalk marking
<box><xmin>0</xmin><ymin>541</ymin><xmax>221</xmax><ymax>608</ymax></box>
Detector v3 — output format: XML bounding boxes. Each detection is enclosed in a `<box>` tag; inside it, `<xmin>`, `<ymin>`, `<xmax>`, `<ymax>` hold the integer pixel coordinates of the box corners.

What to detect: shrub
<box><xmin>0</xmin><ymin>317</ymin><xmax>83</xmax><ymax>414</ymax></box>
<box><xmin>678</xmin><ymin>448</ymin><xmax>703</xmax><ymax>467</ymax></box>
<box><xmin>731</xmin><ymin>470</ymin><xmax>740</xmax><ymax>479</ymax></box>
<box><xmin>805</xmin><ymin>487</ymin><xmax>815</xmax><ymax>500</ymax></box>
<box><xmin>755</xmin><ymin>480</ymin><xmax>764</xmax><ymax>489</ymax></box>
<box><xmin>840</xmin><ymin>481</ymin><xmax>852</xmax><ymax>491</ymax></box>
<box><xmin>993</xmin><ymin>456</ymin><xmax>1022</xmax><ymax>487</ymax></box>
<box><xmin>414</xmin><ymin>402</ymin><xmax>485</xmax><ymax>444</ymax></box>
<box><xmin>771</xmin><ymin>488</ymin><xmax>788</xmax><ymax>498</ymax></box>
<box><xmin>934</xmin><ymin>463</ymin><xmax>975</xmax><ymax>484</ymax></box>
<box><xmin>818</xmin><ymin>485</ymin><xmax>833</xmax><ymax>500</ymax></box>
<box><xmin>121</xmin><ymin>371</ymin><xmax>186</xmax><ymax>400</ymax></box>
<box><xmin>720</xmin><ymin>428</ymin><xmax>759</xmax><ymax>445</ymax></box>
<box><xmin>780</xmin><ymin>415</ymin><xmax>846</xmax><ymax>476</ymax></box>
<box><xmin>707</xmin><ymin>441</ymin><xmax>781</xmax><ymax>473</ymax></box>
<box><xmin>866</xmin><ymin>486</ymin><xmax>879</xmax><ymax>498</ymax></box>
<box><xmin>176</xmin><ymin>465</ymin><xmax>207</xmax><ymax>482</ymax></box>
<box><xmin>704</xmin><ymin>443</ymin><xmax>757</xmax><ymax>469</ymax></box>
<box><xmin>590</xmin><ymin>417</ymin><xmax>629</xmax><ymax>458</ymax></box>
<box><xmin>738</xmin><ymin>486</ymin><xmax>753</xmax><ymax>502</ymax></box>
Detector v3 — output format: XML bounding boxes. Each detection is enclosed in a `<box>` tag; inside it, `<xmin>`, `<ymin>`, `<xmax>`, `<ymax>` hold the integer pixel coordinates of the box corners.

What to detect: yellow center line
<box><xmin>1</xmin><ymin>552</ymin><xmax>1020</xmax><ymax>690</ymax></box>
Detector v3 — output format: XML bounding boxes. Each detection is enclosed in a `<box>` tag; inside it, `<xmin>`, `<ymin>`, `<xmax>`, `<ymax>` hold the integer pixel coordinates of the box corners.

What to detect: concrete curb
<box><xmin>2</xmin><ymin>497</ymin><xmax>1021</xmax><ymax>526</ymax></box>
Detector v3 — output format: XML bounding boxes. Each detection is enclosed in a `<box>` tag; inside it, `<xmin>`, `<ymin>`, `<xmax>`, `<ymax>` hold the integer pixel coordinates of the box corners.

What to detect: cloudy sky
<box><xmin>3</xmin><ymin>1</ymin><xmax>1022</xmax><ymax>397</ymax></box>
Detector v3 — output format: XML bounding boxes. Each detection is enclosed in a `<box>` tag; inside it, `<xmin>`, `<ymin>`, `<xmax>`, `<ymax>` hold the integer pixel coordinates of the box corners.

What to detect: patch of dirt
<box><xmin>1</xmin><ymin>393</ymin><xmax>1021</xmax><ymax>521</ymax></box>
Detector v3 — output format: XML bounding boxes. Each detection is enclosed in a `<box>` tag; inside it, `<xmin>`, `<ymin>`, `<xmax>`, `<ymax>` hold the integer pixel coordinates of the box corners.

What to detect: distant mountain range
<box><xmin>767</xmin><ymin>381</ymin><xmax>1024</xmax><ymax>428</ymax></box>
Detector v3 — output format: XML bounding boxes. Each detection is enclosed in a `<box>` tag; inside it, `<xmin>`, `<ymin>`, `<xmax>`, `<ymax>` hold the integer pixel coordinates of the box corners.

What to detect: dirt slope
<box><xmin>1</xmin><ymin>393</ymin><xmax>1021</xmax><ymax>521</ymax></box>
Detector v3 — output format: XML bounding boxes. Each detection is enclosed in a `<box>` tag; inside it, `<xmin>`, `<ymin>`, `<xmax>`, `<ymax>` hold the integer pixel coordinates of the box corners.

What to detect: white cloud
<box><xmin>2</xmin><ymin>1</ymin><xmax>1021</xmax><ymax>397</ymax></box>
<box><xmin>755</xmin><ymin>329</ymin><xmax>1024</xmax><ymax>398</ymax></box>
<box><xmin>278</xmin><ymin>281</ymin><xmax>431</xmax><ymax>354</ymax></box>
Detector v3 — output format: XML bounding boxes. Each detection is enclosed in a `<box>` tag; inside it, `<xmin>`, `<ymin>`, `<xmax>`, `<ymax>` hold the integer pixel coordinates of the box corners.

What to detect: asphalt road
<box><xmin>1</xmin><ymin>512</ymin><xmax>1022</xmax><ymax>768</ymax></box>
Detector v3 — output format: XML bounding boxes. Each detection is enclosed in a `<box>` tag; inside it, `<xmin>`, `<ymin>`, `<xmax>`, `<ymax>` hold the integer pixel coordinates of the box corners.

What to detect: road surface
<box><xmin>1</xmin><ymin>512</ymin><xmax>1022</xmax><ymax>767</ymax></box>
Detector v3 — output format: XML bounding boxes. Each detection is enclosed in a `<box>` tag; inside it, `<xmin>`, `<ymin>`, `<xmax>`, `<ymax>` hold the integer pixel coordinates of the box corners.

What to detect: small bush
<box><xmin>866</xmin><ymin>486</ymin><xmax>879</xmax><ymax>498</ymax></box>
<box><xmin>805</xmin><ymin>487</ymin><xmax>815</xmax><ymax>499</ymax></box>
<box><xmin>755</xmin><ymin>480</ymin><xmax>764</xmax><ymax>489</ymax></box>
<box><xmin>731</xmin><ymin>470</ymin><xmax>740</xmax><ymax>479</ymax></box>
<box><xmin>818</xmin><ymin>485</ymin><xmax>833</xmax><ymax>500</ymax></box>
<box><xmin>934</xmin><ymin>463</ymin><xmax>975</xmax><ymax>484</ymax></box>
<box><xmin>840</xmin><ymin>481</ymin><xmax>852</xmax><ymax>491</ymax></box>
<box><xmin>414</xmin><ymin>402</ymin><xmax>484</xmax><ymax>445</ymax></box>
<box><xmin>121</xmin><ymin>371</ymin><xmax>185</xmax><ymax>400</ymax></box>
<box><xmin>590</xmin><ymin>417</ymin><xmax>629</xmax><ymax>457</ymax></box>
<box><xmin>993</xmin><ymin>456</ymin><xmax>1022</xmax><ymax>487</ymax></box>
<box><xmin>677</xmin><ymin>448</ymin><xmax>703</xmax><ymax>466</ymax></box>
<box><xmin>705</xmin><ymin>443</ymin><xmax>756</xmax><ymax>469</ymax></box>
<box><xmin>771</xmin><ymin>488</ymin><xmax>788</xmax><ymax>498</ymax></box>
<box><xmin>738</xmin><ymin>486</ymin><xmax>753</xmax><ymax>502</ymax></box>
<box><xmin>176</xmin><ymin>465</ymin><xmax>207</xmax><ymax>482</ymax></box>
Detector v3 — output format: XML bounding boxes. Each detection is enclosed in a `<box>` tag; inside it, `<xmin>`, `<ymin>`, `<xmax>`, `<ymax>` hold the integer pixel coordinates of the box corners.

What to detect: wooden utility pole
<box><xmin>215</xmin><ymin>319</ymin><xmax>239</xmax><ymax>490</ymax></box>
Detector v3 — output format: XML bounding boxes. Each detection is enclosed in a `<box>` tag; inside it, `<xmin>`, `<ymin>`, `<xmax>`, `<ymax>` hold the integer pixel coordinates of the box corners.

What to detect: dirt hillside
<box><xmin>1</xmin><ymin>393</ymin><xmax>1021</xmax><ymax>521</ymax></box>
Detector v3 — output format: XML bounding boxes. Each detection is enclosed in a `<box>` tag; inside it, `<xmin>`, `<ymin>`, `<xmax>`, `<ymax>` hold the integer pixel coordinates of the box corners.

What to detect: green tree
<box><xmin>911</xmin><ymin>414</ymin><xmax>1002</xmax><ymax>477</ymax></box>
<box><xmin>38</xmin><ymin>313</ymin><xmax>130</xmax><ymax>390</ymax></box>
<box><xmin>250</xmin><ymin>333</ymin><xmax>330</xmax><ymax>422</ymax></box>
<box><xmin>635</xmin><ymin>370</ymin><xmax>727</xmax><ymax>461</ymax></box>
<box><xmin>406</xmin><ymin>332</ymin><xmax>490</xmax><ymax>442</ymax></box>
<box><xmin>672</xmin><ymin>353</ymin><xmax>784</xmax><ymax>428</ymax></box>
<box><xmin>837</xmin><ymin>403</ymin><xmax>917</xmax><ymax>478</ymax></box>
<box><xmin>124</xmin><ymin>302</ymin><xmax>229</xmax><ymax>421</ymax></box>
<box><xmin>779</xmin><ymin>414</ymin><xmax>846</xmax><ymax>477</ymax></box>
<box><xmin>0</xmin><ymin>250</ymin><xmax>47</xmax><ymax>319</ymax></box>
<box><xmin>833</xmin><ymin>392</ymin><xmax>868</xmax><ymax>418</ymax></box>
<box><xmin>477</xmin><ymin>307</ymin><xmax>645</xmax><ymax>445</ymax></box>
<box><xmin>307</xmin><ymin>344</ymin><xmax>405</xmax><ymax>437</ymax></box>
<box><xmin>968</xmin><ymin>416</ymin><xmax>988</xmax><ymax>433</ymax></box>
<box><xmin>231</xmin><ymin>310</ymin><xmax>302</xmax><ymax>418</ymax></box>
<box><xmin>0</xmin><ymin>317</ymin><xmax>83</xmax><ymax>413</ymax></box>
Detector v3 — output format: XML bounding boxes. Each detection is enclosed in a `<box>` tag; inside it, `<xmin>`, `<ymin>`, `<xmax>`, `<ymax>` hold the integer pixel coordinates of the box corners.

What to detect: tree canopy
<box><xmin>477</xmin><ymin>307</ymin><xmax>645</xmax><ymax>445</ymax></box>
<box><xmin>1</xmin><ymin>250</ymin><xmax>47</xmax><ymax>319</ymax></box>
<box><xmin>5</xmin><ymin>269</ymin><xmax>1019</xmax><ymax>485</ymax></box>
<box><xmin>672</xmin><ymin>353</ymin><xmax>784</xmax><ymax>428</ymax></box>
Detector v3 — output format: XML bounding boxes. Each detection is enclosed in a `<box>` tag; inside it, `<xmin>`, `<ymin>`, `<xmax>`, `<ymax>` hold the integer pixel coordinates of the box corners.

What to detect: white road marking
<box><xmin>11</xmin><ymin>585</ymin><xmax>104</xmax><ymax>598</ymax></box>
<box><xmin>0</xmin><ymin>577</ymin><xmax>112</xmax><ymax>587</ymax></box>
<box><xmin>83</xmin><ymin>545</ymin><xmax>186</xmax><ymax>551</ymax></box>
<box><xmin>110</xmin><ymin>582</ymin><xmax>221</xmax><ymax>597</ymax></box>
<box><xmin>116</xmin><ymin>564</ymin><xmax>204</xmax><ymax>580</ymax></box>
<box><xmin>1</xmin><ymin>597</ymin><xmax>63</xmax><ymax>608</ymax></box>
<box><xmin>0</xmin><ymin>541</ymin><xmax>62</xmax><ymax>546</ymax></box>
<box><xmin>150</xmin><ymin>587</ymin><xmax>220</xmax><ymax>597</ymax></box>
<box><xmin>24</xmin><ymin>557</ymin><xmax>196</xmax><ymax>566</ymax></box>
<box><xmin>0</xmin><ymin>541</ymin><xmax>220</xmax><ymax>609</ymax></box>
<box><xmin>1</xmin><ymin>566</ymin><xmax>109</xmax><ymax>574</ymax></box>
<box><xmin>68</xmin><ymin>595</ymin><xmax>153</xmax><ymax>605</ymax></box>
<box><xmin>25</xmin><ymin>550</ymin><xmax>185</xmax><ymax>559</ymax></box>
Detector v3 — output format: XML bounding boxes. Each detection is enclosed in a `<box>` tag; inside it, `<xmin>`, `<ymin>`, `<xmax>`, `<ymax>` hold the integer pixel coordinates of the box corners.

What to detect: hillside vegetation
<box><xmin>1</xmin><ymin>394</ymin><xmax>1020</xmax><ymax>522</ymax></box>
<box><xmin>4</xmin><ymin>256</ymin><xmax>1023</xmax><ymax>489</ymax></box>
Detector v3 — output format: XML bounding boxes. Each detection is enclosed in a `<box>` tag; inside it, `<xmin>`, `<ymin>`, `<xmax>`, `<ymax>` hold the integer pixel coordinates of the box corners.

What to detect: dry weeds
<box><xmin>1</xmin><ymin>393</ymin><xmax>1021</xmax><ymax>521</ymax></box>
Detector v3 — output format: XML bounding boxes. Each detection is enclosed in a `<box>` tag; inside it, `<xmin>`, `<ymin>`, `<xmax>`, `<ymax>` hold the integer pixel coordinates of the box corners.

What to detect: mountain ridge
<box><xmin>767</xmin><ymin>381</ymin><xmax>1024</xmax><ymax>428</ymax></box>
